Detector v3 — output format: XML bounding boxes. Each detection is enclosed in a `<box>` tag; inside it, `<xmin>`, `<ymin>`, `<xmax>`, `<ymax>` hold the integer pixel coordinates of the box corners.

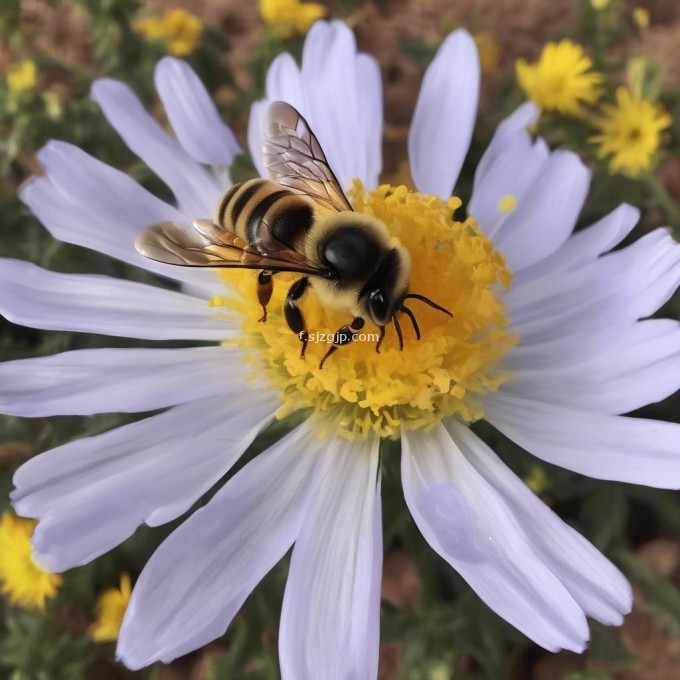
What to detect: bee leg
<box><xmin>319</xmin><ymin>317</ymin><xmax>365</xmax><ymax>369</ymax></box>
<box><xmin>393</xmin><ymin>314</ymin><xmax>404</xmax><ymax>351</ymax></box>
<box><xmin>375</xmin><ymin>325</ymin><xmax>386</xmax><ymax>354</ymax></box>
<box><xmin>257</xmin><ymin>270</ymin><xmax>275</xmax><ymax>322</ymax></box>
<box><xmin>284</xmin><ymin>277</ymin><xmax>310</xmax><ymax>358</ymax></box>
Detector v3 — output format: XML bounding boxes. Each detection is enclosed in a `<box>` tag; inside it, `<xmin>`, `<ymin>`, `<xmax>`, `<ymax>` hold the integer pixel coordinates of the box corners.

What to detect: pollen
<box><xmin>0</xmin><ymin>511</ymin><xmax>61</xmax><ymax>609</ymax></box>
<box><xmin>498</xmin><ymin>194</ymin><xmax>517</xmax><ymax>213</ymax></box>
<box><xmin>215</xmin><ymin>182</ymin><xmax>514</xmax><ymax>440</ymax></box>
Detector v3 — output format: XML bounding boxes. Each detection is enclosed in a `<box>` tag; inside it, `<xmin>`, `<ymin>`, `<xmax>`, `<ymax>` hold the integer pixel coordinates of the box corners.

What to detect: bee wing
<box><xmin>136</xmin><ymin>219</ymin><xmax>334</xmax><ymax>277</ymax></box>
<box><xmin>263</xmin><ymin>101</ymin><xmax>354</xmax><ymax>214</ymax></box>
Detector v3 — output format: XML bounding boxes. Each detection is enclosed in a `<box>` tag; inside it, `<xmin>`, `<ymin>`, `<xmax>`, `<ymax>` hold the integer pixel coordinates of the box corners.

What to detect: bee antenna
<box><xmin>399</xmin><ymin>305</ymin><xmax>421</xmax><ymax>340</ymax></box>
<box><xmin>393</xmin><ymin>314</ymin><xmax>404</xmax><ymax>351</ymax></box>
<box><xmin>404</xmin><ymin>293</ymin><xmax>453</xmax><ymax>317</ymax></box>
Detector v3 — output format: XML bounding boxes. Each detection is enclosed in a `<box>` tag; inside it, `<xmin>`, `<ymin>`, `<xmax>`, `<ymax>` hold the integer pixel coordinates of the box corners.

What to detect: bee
<box><xmin>136</xmin><ymin>101</ymin><xmax>451</xmax><ymax>367</ymax></box>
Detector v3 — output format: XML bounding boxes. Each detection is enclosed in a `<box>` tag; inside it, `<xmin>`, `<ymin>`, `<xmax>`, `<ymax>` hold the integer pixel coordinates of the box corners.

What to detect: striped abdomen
<box><xmin>213</xmin><ymin>178</ymin><xmax>315</xmax><ymax>251</ymax></box>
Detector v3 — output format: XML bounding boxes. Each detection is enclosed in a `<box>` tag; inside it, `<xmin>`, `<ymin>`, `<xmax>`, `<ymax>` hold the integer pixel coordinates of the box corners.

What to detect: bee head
<box><xmin>314</xmin><ymin>214</ymin><xmax>412</xmax><ymax>326</ymax></box>
<box><xmin>359</xmin><ymin>245</ymin><xmax>411</xmax><ymax>327</ymax></box>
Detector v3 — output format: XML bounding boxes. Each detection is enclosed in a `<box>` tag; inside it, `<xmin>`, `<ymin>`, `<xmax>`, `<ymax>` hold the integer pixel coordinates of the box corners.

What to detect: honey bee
<box><xmin>136</xmin><ymin>101</ymin><xmax>451</xmax><ymax>367</ymax></box>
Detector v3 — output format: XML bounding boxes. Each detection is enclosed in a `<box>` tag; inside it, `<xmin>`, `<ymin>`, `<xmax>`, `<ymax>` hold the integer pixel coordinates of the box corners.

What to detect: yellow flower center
<box><xmin>212</xmin><ymin>182</ymin><xmax>514</xmax><ymax>441</ymax></box>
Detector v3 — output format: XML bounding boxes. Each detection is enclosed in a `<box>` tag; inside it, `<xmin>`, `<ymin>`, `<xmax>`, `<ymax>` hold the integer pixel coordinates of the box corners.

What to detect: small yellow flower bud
<box><xmin>7</xmin><ymin>60</ymin><xmax>37</xmax><ymax>93</ymax></box>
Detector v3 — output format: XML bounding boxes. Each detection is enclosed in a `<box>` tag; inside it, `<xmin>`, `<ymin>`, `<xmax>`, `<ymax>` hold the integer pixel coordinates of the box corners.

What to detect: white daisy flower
<box><xmin>2</xmin><ymin>18</ymin><xmax>680</xmax><ymax>676</ymax></box>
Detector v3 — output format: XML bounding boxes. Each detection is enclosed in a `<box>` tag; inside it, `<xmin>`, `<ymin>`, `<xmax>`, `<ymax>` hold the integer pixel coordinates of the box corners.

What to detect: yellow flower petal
<box><xmin>134</xmin><ymin>8</ymin><xmax>202</xmax><ymax>56</ymax></box>
<box><xmin>90</xmin><ymin>573</ymin><xmax>132</xmax><ymax>643</ymax></box>
<box><xmin>516</xmin><ymin>40</ymin><xmax>603</xmax><ymax>117</ymax></box>
<box><xmin>260</xmin><ymin>0</ymin><xmax>326</xmax><ymax>39</ymax></box>
<box><xmin>590</xmin><ymin>87</ymin><xmax>672</xmax><ymax>176</ymax></box>
<box><xmin>0</xmin><ymin>512</ymin><xmax>61</xmax><ymax>609</ymax></box>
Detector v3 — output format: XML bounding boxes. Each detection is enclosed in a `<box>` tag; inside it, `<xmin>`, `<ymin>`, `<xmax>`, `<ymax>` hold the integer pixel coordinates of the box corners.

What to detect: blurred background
<box><xmin>1</xmin><ymin>1</ymin><xmax>680</xmax><ymax>678</ymax></box>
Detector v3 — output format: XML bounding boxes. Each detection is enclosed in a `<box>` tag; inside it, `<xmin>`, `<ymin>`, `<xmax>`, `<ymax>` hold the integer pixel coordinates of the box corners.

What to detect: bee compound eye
<box><xmin>368</xmin><ymin>289</ymin><xmax>389</xmax><ymax>324</ymax></box>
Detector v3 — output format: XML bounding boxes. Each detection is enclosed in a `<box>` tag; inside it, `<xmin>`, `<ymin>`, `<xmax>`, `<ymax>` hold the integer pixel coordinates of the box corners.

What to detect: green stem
<box><xmin>645</xmin><ymin>174</ymin><xmax>680</xmax><ymax>235</ymax></box>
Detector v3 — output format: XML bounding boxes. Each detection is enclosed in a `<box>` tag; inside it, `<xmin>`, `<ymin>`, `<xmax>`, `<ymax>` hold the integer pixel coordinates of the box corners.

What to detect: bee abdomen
<box><xmin>213</xmin><ymin>178</ymin><xmax>265</xmax><ymax>237</ymax></box>
<box><xmin>213</xmin><ymin>178</ymin><xmax>315</xmax><ymax>249</ymax></box>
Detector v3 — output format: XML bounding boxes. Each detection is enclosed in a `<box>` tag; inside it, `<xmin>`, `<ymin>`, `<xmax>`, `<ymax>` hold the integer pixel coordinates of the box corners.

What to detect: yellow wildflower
<box><xmin>516</xmin><ymin>40</ymin><xmax>603</xmax><ymax>116</ymax></box>
<box><xmin>0</xmin><ymin>511</ymin><xmax>61</xmax><ymax>609</ymax></box>
<box><xmin>90</xmin><ymin>573</ymin><xmax>132</xmax><ymax>643</ymax></box>
<box><xmin>633</xmin><ymin>7</ymin><xmax>650</xmax><ymax>30</ymax></box>
<box><xmin>134</xmin><ymin>8</ymin><xmax>203</xmax><ymax>57</ymax></box>
<box><xmin>6</xmin><ymin>60</ymin><xmax>37</xmax><ymax>93</ymax></box>
<box><xmin>474</xmin><ymin>32</ymin><xmax>502</xmax><ymax>75</ymax></box>
<box><xmin>259</xmin><ymin>0</ymin><xmax>326</xmax><ymax>40</ymax></box>
<box><xmin>591</xmin><ymin>87</ymin><xmax>672</xmax><ymax>176</ymax></box>
<box><xmin>590</xmin><ymin>0</ymin><xmax>612</xmax><ymax>9</ymax></box>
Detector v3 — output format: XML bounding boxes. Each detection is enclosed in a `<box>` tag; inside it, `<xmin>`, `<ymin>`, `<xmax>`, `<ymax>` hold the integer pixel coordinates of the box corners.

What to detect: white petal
<box><xmin>474</xmin><ymin>102</ymin><xmax>540</xmax><ymax>185</ymax></box>
<box><xmin>91</xmin><ymin>78</ymin><xmax>222</xmax><ymax>217</ymax></box>
<box><xmin>247</xmin><ymin>99</ymin><xmax>268</xmax><ymax>178</ymax></box>
<box><xmin>469</xmin><ymin>131</ymin><xmax>549</xmax><ymax>237</ymax></box>
<box><xmin>408</xmin><ymin>29</ymin><xmax>480</xmax><ymax>199</ymax></box>
<box><xmin>19</xmin><ymin>145</ymin><xmax>216</xmax><ymax>293</ymax></box>
<box><xmin>15</xmin><ymin>391</ymin><xmax>278</xmax><ymax>572</ymax></box>
<box><xmin>116</xmin><ymin>425</ymin><xmax>321</xmax><ymax>669</ymax></box>
<box><xmin>356</xmin><ymin>54</ymin><xmax>383</xmax><ymax>188</ymax></box>
<box><xmin>509</xmin><ymin>319</ymin><xmax>680</xmax><ymax>414</ymax></box>
<box><xmin>507</xmin><ymin>229</ymin><xmax>680</xmax><ymax>346</ymax></box>
<box><xmin>446</xmin><ymin>421</ymin><xmax>632</xmax><ymax>626</ymax></box>
<box><xmin>279</xmin><ymin>437</ymin><xmax>381</xmax><ymax>680</ymax></box>
<box><xmin>266</xmin><ymin>52</ymin><xmax>305</xmax><ymax>109</ymax></box>
<box><xmin>154</xmin><ymin>57</ymin><xmax>241</xmax><ymax>167</ymax></box>
<box><xmin>299</xmin><ymin>21</ymin><xmax>371</xmax><ymax>189</ymax></box>
<box><xmin>250</xmin><ymin>21</ymin><xmax>383</xmax><ymax>189</ymax></box>
<box><xmin>402</xmin><ymin>424</ymin><xmax>589</xmax><ymax>652</ymax></box>
<box><xmin>492</xmin><ymin>151</ymin><xmax>591</xmax><ymax>271</ymax></box>
<box><xmin>0</xmin><ymin>259</ymin><xmax>233</xmax><ymax>341</ymax></box>
<box><xmin>505</xmin><ymin>229</ymin><xmax>680</xmax><ymax>370</ymax></box>
<box><xmin>484</xmin><ymin>392</ymin><xmax>680</xmax><ymax>488</ymax></box>
<box><xmin>248</xmin><ymin>52</ymin><xmax>306</xmax><ymax>178</ymax></box>
<box><xmin>0</xmin><ymin>346</ymin><xmax>243</xmax><ymax>416</ymax></box>
<box><xmin>513</xmin><ymin>204</ymin><xmax>640</xmax><ymax>285</ymax></box>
